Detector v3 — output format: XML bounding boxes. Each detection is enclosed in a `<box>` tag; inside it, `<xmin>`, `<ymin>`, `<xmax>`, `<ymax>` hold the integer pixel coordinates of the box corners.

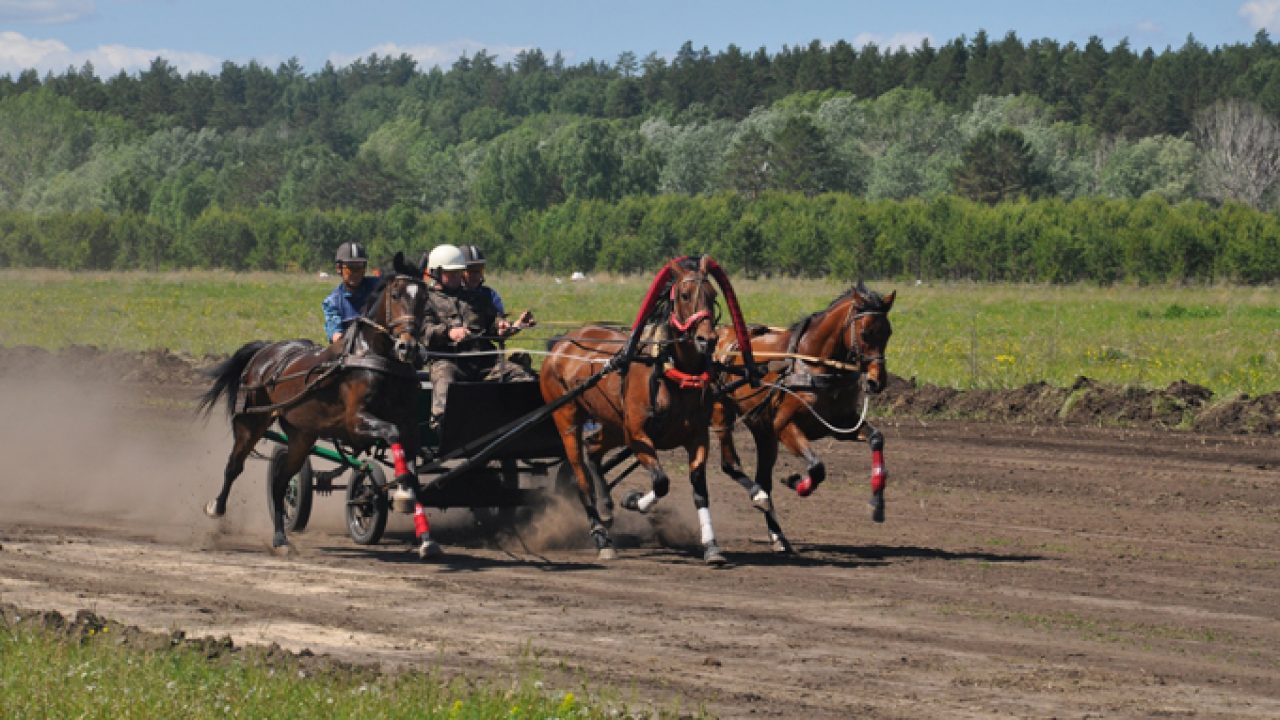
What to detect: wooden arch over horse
<box><xmin>712</xmin><ymin>281</ymin><xmax>895</xmax><ymax>552</ymax></box>
<box><xmin>198</xmin><ymin>253</ymin><xmax>433</xmax><ymax>555</ymax></box>
<box><xmin>540</xmin><ymin>255</ymin><xmax>757</xmax><ymax>563</ymax></box>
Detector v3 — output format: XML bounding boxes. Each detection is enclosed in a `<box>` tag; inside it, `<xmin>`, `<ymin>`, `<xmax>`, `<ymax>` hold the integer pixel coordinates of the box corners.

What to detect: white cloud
<box><xmin>0</xmin><ymin>30</ymin><xmax>220</xmax><ymax>75</ymax></box>
<box><xmin>1241</xmin><ymin>0</ymin><xmax>1280</xmax><ymax>32</ymax></box>
<box><xmin>1135</xmin><ymin>20</ymin><xmax>1161</xmax><ymax>35</ymax></box>
<box><xmin>328</xmin><ymin>40</ymin><xmax>532</xmax><ymax>70</ymax></box>
<box><xmin>850</xmin><ymin>32</ymin><xmax>932</xmax><ymax>52</ymax></box>
<box><xmin>0</xmin><ymin>0</ymin><xmax>93</xmax><ymax>24</ymax></box>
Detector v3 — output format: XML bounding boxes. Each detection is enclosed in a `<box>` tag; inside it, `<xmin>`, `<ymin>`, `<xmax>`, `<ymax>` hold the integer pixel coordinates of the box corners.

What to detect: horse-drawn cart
<box><xmin>262</xmin><ymin>376</ymin><xmax>571</xmax><ymax>546</ymax></box>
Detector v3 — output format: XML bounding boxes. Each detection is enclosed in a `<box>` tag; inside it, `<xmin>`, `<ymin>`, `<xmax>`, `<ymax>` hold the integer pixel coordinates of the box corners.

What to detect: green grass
<box><xmin>2</xmin><ymin>270</ymin><xmax>1277</xmax><ymax>397</ymax></box>
<box><xmin>0</xmin><ymin>622</ymin><xmax>688</xmax><ymax>719</ymax></box>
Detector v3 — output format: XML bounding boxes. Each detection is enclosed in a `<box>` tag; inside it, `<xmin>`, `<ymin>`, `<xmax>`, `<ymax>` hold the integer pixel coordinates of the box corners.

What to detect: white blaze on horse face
<box><xmin>406</xmin><ymin>284</ymin><xmax>419</xmax><ymax>299</ymax></box>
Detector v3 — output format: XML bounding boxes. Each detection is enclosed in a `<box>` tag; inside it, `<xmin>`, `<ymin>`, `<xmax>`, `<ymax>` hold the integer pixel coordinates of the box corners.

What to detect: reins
<box><xmin>234</xmin><ymin>278</ymin><xmax>422</xmax><ymax>416</ymax></box>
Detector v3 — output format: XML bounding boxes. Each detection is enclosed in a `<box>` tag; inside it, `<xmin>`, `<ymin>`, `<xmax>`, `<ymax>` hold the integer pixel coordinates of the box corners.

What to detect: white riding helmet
<box><xmin>426</xmin><ymin>244</ymin><xmax>467</xmax><ymax>273</ymax></box>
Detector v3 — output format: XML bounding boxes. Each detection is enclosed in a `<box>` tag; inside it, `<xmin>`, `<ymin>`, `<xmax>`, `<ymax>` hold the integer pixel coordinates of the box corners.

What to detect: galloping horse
<box><xmin>712</xmin><ymin>281</ymin><xmax>895</xmax><ymax>552</ymax></box>
<box><xmin>540</xmin><ymin>255</ymin><xmax>756</xmax><ymax>564</ymax></box>
<box><xmin>198</xmin><ymin>253</ymin><xmax>430</xmax><ymax>555</ymax></box>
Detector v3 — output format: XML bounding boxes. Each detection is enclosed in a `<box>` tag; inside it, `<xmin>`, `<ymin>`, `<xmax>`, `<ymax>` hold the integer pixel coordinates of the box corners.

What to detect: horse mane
<box><xmin>788</xmin><ymin>281</ymin><xmax>887</xmax><ymax>334</ymax></box>
<box><xmin>359</xmin><ymin>252</ymin><xmax>420</xmax><ymax>316</ymax></box>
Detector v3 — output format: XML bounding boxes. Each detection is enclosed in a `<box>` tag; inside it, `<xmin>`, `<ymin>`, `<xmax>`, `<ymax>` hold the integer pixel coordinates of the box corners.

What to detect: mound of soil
<box><xmin>880</xmin><ymin>373</ymin><xmax>1276</xmax><ymax>435</ymax></box>
<box><xmin>0</xmin><ymin>345</ymin><xmax>210</xmax><ymax>386</ymax></box>
<box><xmin>1</xmin><ymin>345</ymin><xmax>1275</xmax><ymax>435</ymax></box>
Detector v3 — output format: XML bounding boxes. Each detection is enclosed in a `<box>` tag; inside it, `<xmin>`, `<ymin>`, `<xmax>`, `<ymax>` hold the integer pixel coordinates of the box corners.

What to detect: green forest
<box><xmin>2</xmin><ymin>30</ymin><xmax>1280</xmax><ymax>281</ymax></box>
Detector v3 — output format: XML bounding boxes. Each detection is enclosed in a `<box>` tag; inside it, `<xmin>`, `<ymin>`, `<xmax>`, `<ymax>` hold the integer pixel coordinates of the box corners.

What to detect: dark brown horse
<box><xmin>712</xmin><ymin>282</ymin><xmax>895</xmax><ymax>552</ymax></box>
<box><xmin>198</xmin><ymin>253</ymin><xmax>430</xmax><ymax>555</ymax></box>
<box><xmin>540</xmin><ymin>255</ymin><xmax>756</xmax><ymax>563</ymax></box>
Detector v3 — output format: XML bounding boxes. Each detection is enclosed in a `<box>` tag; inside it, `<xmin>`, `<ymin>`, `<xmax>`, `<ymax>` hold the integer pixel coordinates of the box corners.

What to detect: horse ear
<box><xmin>392</xmin><ymin>251</ymin><xmax>413</xmax><ymax>277</ymax></box>
<box><xmin>698</xmin><ymin>254</ymin><xmax>712</xmax><ymax>274</ymax></box>
<box><xmin>884</xmin><ymin>290</ymin><xmax>896</xmax><ymax>309</ymax></box>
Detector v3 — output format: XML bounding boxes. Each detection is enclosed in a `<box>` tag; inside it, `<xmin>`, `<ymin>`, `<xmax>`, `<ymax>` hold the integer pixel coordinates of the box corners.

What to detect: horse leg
<box><xmin>265</xmin><ymin>433</ymin><xmax>314</xmax><ymax>555</ymax></box>
<box><xmin>713</xmin><ymin>404</ymin><xmax>772</xmax><ymax>513</ymax></box>
<box><xmin>354</xmin><ymin>410</ymin><xmax>440</xmax><ymax>559</ymax></box>
<box><xmin>205</xmin><ymin>413</ymin><xmax>271</xmax><ymax>519</ymax></box>
<box><xmin>750</xmin><ymin>423</ymin><xmax>793</xmax><ymax>554</ymax></box>
<box><xmin>863</xmin><ymin>423</ymin><xmax>888</xmax><ymax>523</ymax></box>
<box><xmin>620</xmin><ymin>440</ymin><xmax>667</xmax><ymax>514</ymax></box>
<box><xmin>552</xmin><ymin>406</ymin><xmax>615</xmax><ymax>560</ymax></box>
<box><xmin>585</xmin><ymin>447</ymin><xmax>613</xmax><ymax>527</ymax></box>
<box><xmin>688</xmin><ymin>444</ymin><xmax>726</xmax><ymax>565</ymax></box>
<box><xmin>779</xmin><ymin>423</ymin><xmax>825</xmax><ymax>497</ymax></box>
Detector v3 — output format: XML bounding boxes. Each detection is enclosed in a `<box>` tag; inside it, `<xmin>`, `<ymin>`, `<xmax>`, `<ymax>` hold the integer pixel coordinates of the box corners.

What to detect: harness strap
<box><xmin>663</xmin><ymin>366</ymin><xmax>712</xmax><ymax>390</ymax></box>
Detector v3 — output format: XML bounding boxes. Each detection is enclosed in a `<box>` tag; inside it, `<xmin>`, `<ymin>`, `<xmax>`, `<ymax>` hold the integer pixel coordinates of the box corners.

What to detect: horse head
<box><xmin>665</xmin><ymin>255</ymin><xmax>720</xmax><ymax>361</ymax></box>
<box><xmin>844</xmin><ymin>281</ymin><xmax>896</xmax><ymax>394</ymax></box>
<box><xmin>364</xmin><ymin>252</ymin><xmax>430</xmax><ymax>364</ymax></box>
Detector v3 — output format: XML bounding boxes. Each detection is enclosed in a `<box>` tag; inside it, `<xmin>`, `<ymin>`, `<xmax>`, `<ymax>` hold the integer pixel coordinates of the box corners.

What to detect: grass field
<box><xmin>0</xmin><ymin>620</ymin><xmax>677</xmax><ymax>719</ymax></box>
<box><xmin>1</xmin><ymin>270</ymin><xmax>1276</xmax><ymax>397</ymax></box>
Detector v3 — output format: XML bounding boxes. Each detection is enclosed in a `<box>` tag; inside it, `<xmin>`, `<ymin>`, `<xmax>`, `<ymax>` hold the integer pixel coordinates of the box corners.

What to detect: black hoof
<box><xmin>703</xmin><ymin>542</ymin><xmax>728</xmax><ymax>565</ymax></box>
<box><xmin>869</xmin><ymin>493</ymin><xmax>885</xmax><ymax>523</ymax></box>
<box><xmin>620</xmin><ymin>491</ymin><xmax>645</xmax><ymax>512</ymax></box>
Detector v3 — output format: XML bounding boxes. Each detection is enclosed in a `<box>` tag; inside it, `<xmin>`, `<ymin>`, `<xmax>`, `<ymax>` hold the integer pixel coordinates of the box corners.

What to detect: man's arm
<box><xmin>322</xmin><ymin>293</ymin><xmax>343</xmax><ymax>343</ymax></box>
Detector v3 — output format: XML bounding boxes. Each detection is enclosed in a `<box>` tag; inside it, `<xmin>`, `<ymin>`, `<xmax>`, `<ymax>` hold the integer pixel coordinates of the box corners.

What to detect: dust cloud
<box><xmin>0</xmin><ymin>374</ymin><xmax>272</xmax><ymax>547</ymax></box>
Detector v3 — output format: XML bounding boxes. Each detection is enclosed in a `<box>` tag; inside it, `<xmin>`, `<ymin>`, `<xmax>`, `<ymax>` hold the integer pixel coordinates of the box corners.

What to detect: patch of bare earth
<box><xmin>1</xmin><ymin>347</ymin><xmax>1278</xmax><ymax>718</ymax></box>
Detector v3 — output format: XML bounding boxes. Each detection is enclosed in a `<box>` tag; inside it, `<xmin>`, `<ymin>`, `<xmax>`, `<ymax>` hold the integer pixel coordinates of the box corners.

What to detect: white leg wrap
<box><xmin>698</xmin><ymin>507</ymin><xmax>715</xmax><ymax>545</ymax></box>
<box><xmin>637</xmin><ymin>490</ymin><xmax>658</xmax><ymax>512</ymax></box>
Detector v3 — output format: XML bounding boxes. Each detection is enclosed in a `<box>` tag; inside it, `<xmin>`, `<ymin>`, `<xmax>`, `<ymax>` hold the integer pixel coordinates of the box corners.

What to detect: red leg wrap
<box><xmin>870</xmin><ymin>450</ymin><xmax>887</xmax><ymax>493</ymax></box>
<box><xmin>413</xmin><ymin>503</ymin><xmax>430</xmax><ymax>538</ymax></box>
<box><xmin>390</xmin><ymin>443</ymin><xmax>410</xmax><ymax>478</ymax></box>
<box><xmin>795</xmin><ymin>476</ymin><xmax>815</xmax><ymax>496</ymax></box>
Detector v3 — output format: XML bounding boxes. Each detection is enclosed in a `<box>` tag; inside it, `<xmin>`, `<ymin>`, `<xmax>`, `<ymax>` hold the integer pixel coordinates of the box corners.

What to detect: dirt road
<box><xmin>1</xmin><ymin>370</ymin><xmax>1279</xmax><ymax>718</ymax></box>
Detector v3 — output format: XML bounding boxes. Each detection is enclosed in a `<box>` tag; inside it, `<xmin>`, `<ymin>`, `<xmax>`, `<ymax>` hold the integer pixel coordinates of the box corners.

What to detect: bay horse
<box><xmin>540</xmin><ymin>255</ymin><xmax>756</xmax><ymax>564</ymax></box>
<box><xmin>198</xmin><ymin>253</ymin><xmax>432</xmax><ymax>556</ymax></box>
<box><xmin>712</xmin><ymin>281</ymin><xmax>895</xmax><ymax>553</ymax></box>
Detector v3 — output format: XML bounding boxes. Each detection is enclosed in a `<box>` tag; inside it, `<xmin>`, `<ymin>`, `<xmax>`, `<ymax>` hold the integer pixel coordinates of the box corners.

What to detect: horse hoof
<box><xmin>770</xmin><ymin>536</ymin><xmax>794</xmax><ymax>554</ymax></box>
<box><xmin>597</xmin><ymin>547</ymin><xmax>617</xmax><ymax>561</ymax></box>
<box><xmin>870</xmin><ymin>492</ymin><xmax>886</xmax><ymax>523</ymax></box>
<box><xmin>271</xmin><ymin>543</ymin><xmax>295</xmax><ymax>558</ymax></box>
<box><xmin>417</xmin><ymin>539</ymin><xmax>443</xmax><ymax>560</ymax></box>
<box><xmin>620</xmin><ymin>491</ymin><xmax>646</xmax><ymax>513</ymax></box>
<box><xmin>204</xmin><ymin>500</ymin><xmax>223</xmax><ymax>518</ymax></box>
<box><xmin>703</xmin><ymin>543</ymin><xmax>728</xmax><ymax>565</ymax></box>
<box><xmin>750</xmin><ymin>489</ymin><xmax>774</xmax><ymax>514</ymax></box>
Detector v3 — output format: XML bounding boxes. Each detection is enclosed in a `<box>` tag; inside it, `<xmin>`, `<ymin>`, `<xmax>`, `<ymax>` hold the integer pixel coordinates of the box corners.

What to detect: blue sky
<box><xmin>0</xmin><ymin>0</ymin><xmax>1277</xmax><ymax>77</ymax></box>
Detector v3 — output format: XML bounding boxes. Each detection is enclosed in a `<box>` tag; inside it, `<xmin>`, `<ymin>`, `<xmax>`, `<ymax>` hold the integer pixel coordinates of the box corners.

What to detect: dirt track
<box><xmin>2</xmin><ymin>365</ymin><xmax>1279</xmax><ymax>718</ymax></box>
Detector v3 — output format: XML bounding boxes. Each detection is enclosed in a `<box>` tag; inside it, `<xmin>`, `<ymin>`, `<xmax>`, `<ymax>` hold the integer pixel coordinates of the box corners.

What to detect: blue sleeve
<box><xmin>488</xmin><ymin>287</ymin><xmax>505</xmax><ymax>316</ymax></box>
<box><xmin>322</xmin><ymin>291</ymin><xmax>342</xmax><ymax>339</ymax></box>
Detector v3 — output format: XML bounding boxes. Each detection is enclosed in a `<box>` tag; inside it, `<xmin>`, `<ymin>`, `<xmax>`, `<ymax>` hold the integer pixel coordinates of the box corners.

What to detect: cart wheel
<box><xmin>268</xmin><ymin>447</ymin><xmax>314</xmax><ymax>533</ymax></box>
<box><xmin>345</xmin><ymin>463</ymin><xmax>388</xmax><ymax>545</ymax></box>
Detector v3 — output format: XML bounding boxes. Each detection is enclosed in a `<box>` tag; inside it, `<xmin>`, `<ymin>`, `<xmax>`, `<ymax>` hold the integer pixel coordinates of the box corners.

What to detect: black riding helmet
<box><xmin>460</xmin><ymin>244</ymin><xmax>486</xmax><ymax>268</ymax></box>
<box><xmin>334</xmin><ymin>241</ymin><xmax>368</xmax><ymax>265</ymax></box>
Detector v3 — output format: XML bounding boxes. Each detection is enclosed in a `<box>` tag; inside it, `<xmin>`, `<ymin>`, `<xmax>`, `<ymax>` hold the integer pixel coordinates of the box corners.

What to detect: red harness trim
<box><xmin>664</xmin><ymin>366</ymin><xmax>711</xmax><ymax>389</ymax></box>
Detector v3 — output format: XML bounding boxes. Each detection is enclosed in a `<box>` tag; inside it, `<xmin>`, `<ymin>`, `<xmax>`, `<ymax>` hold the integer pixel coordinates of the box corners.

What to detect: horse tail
<box><xmin>197</xmin><ymin>341</ymin><xmax>269</xmax><ymax>418</ymax></box>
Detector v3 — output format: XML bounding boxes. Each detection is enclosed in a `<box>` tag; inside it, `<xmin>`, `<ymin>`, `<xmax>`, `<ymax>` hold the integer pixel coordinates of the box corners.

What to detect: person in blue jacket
<box><xmin>322</xmin><ymin>242</ymin><xmax>380</xmax><ymax>344</ymax></box>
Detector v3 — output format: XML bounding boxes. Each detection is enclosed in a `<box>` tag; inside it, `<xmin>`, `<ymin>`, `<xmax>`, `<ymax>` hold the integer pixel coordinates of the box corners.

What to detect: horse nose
<box><xmin>394</xmin><ymin>337</ymin><xmax>412</xmax><ymax>363</ymax></box>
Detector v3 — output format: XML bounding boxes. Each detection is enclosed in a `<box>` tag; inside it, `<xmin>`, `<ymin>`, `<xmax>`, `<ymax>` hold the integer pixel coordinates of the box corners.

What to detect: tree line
<box><xmin>2</xmin><ymin>193</ymin><xmax>1277</xmax><ymax>283</ymax></box>
<box><xmin>2</xmin><ymin>30</ymin><xmax>1280</xmax><ymax>280</ymax></box>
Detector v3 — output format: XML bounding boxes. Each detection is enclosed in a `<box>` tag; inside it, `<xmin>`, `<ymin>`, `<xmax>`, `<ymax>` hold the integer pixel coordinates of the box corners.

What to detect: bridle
<box><xmin>352</xmin><ymin>275</ymin><xmax>424</xmax><ymax>362</ymax></box>
<box><xmin>840</xmin><ymin>301</ymin><xmax>887</xmax><ymax>376</ymax></box>
<box><xmin>667</xmin><ymin>273</ymin><xmax>715</xmax><ymax>336</ymax></box>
